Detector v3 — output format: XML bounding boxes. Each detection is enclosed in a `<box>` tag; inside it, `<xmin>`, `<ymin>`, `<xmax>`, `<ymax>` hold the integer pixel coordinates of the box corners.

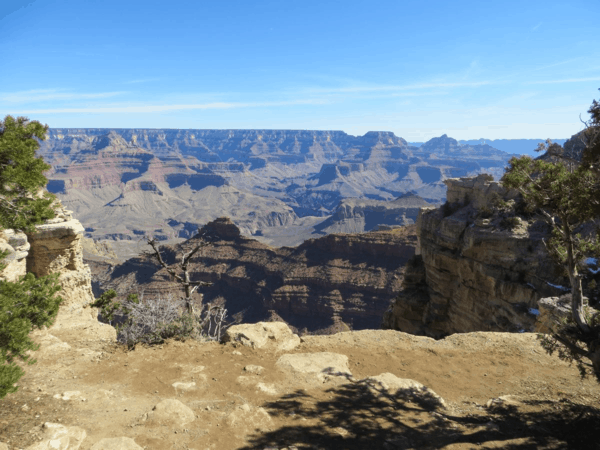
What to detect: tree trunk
<box><xmin>565</xmin><ymin>224</ymin><xmax>590</xmax><ymax>334</ymax></box>
<box><xmin>184</xmin><ymin>271</ymin><xmax>193</xmax><ymax>315</ymax></box>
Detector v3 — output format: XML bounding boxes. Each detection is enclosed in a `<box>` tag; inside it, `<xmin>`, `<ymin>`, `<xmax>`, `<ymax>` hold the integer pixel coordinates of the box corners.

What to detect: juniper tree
<box><xmin>0</xmin><ymin>115</ymin><xmax>63</xmax><ymax>398</ymax></box>
<box><xmin>501</xmin><ymin>96</ymin><xmax>600</xmax><ymax>380</ymax></box>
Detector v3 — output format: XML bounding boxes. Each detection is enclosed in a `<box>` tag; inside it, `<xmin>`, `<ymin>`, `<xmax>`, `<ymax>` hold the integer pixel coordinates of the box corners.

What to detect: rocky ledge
<box><xmin>0</xmin><ymin>201</ymin><xmax>116</xmax><ymax>346</ymax></box>
<box><xmin>382</xmin><ymin>174</ymin><xmax>580</xmax><ymax>337</ymax></box>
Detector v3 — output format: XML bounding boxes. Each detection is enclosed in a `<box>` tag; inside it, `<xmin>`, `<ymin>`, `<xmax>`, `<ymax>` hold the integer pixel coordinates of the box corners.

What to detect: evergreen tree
<box><xmin>0</xmin><ymin>115</ymin><xmax>63</xmax><ymax>399</ymax></box>
<box><xmin>0</xmin><ymin>115</ymin><xmax>56</xmax><ymax>232</ymax></box>
<box><xmin>501</xmin><ymin>95</ymin><xmax>600</xmax><ymax>380</ymax></box>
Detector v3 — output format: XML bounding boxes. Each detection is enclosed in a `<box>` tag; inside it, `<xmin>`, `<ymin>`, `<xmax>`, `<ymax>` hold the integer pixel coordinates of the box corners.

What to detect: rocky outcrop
<box><xmin>535</xmin><ymin>295</ymin><xmax>572</xmax><ymax>334</ymax></box>
<box><xmin>383</xmin><ymin>174</ymin><xmax>566</xmax><ymax>338</ymax></box>
<box><xmin>222</xmin><ymin>322</ymin><xmax>301</xmax><ymax>351</ymax></box>
<box><xmin>97</xmin><ymin>218</ymin><xmax>418</xmax><ymax>333</ymax></box>
<box><xmin>0</xmin><ymin>229</ymin><xmax>29</xmax><ymax>282</ymax></box>
<box><xmin>314</xmin><ymin>193</ymin><xmax>433</xmax><ymax>234</ymax></box>
<box><xmin>15</xmin><ymin>202</ymin><xmax>116</xmax><ymax>344</ymax></box>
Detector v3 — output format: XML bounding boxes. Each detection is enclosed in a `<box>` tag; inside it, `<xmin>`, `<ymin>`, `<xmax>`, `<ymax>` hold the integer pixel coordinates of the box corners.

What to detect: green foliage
<box><xmin>502</xmin><ymin>144</ymin><xmax>600</xmax><ymax>380</ymax></box>
<box><xmin>89</xmin><ymin>289</ymin><xmax>139</xmax><ymax>326</ymax></box>
<box><xmin>582</xmin><ymin>90</ymin><xmax>600</xmax><ymax>179</ymax></box>
<box><xmin>499</xmin><ymin>216</ymin><xmax>520</xmax><ymax>231</ymax></box>
<box><xmin>0</xmin><ymin>115</ymin><xmax>62</xmax><ymax>398</ymax></box>
<box><xmin>502</xmin><ymin>156</ymin><xmax>600</xmax><ymax>264</ymax></box>
<box><xmin>0</xmin><ymin>273</ymin><xmax>63</xmax><ymax>398</ymax></box>
<box><xmin>0</xmin><ymin>115</ymin><xmax>56</xmax><ymax>233</ymax></box>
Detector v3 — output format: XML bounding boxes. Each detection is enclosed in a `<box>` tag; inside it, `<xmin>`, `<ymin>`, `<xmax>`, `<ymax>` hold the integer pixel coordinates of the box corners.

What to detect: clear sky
<box><xmin>1</xmin><ymin>0</ymin><xmax>599</xmax><ymax>140</ymax></box>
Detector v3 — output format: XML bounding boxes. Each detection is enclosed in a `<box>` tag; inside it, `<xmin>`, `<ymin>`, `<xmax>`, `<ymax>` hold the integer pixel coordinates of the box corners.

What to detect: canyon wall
<box><xmin>382</xmin><ymin>174</ymin><xmax>569</xmax><ymax>338</ymax></box>
<box><xmin>97</xmin><ymin>218</ymin><xmax>418</xmax><ymax>333</ymax></box>
<box><xmin>38</xmin><ymin>130</ymin><xmax>514</xmax><ymax>247</ymax></box>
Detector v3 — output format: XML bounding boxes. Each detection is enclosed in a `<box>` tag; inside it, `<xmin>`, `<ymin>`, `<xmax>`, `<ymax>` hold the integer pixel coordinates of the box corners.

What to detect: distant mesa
<box><xmin>39</xmin><ymin>128</ymin><xmax>518</xmax><ymax>247</ymax></box>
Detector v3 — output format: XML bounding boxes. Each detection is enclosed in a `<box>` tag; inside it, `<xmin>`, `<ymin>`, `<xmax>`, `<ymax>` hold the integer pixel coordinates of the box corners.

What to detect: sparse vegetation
<box><xmin>499</xmin><ymin>216</ymin><xmax>520</xmax><ymax>231</ymax></box>
<box><xmin>88</xmin><ymin>232</ymin><xmax>238</xmax><ymax>349</ymax></box>
<box><xmin>89</xmin><ymin>290</ymin><xmax>233</xmax><ymax>349</ymax></box>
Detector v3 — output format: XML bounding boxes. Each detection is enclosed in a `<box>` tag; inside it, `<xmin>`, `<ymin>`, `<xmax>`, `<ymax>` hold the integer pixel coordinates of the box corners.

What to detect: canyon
<box><xmin>1</xmin><ymin>209</ymin><xmax>598</xmax><ymax>449</ymax></box>
<box><xmin>38</xmin><ymin>129</ymin><xmax>514</xmax><ymax>251</ymax></box>
<box><xmin>90</xmin><ymin>218</ymin><xmax>419</xmax><ymax>334</ymax></box>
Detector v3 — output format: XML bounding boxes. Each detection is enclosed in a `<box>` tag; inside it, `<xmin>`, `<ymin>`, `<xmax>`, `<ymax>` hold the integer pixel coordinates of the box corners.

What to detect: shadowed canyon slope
<box><xmin>39</xmin><ymin>129</ymin><xmax>514</xmax><ymax>248</ymax></box>
<box><xmin>91</xmin><ymin>218</ymin><xmax>419</xmax><ymax>333</ymax></box>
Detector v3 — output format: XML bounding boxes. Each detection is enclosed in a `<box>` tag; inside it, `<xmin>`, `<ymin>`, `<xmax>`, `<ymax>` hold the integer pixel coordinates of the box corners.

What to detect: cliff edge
<box><xmin>382</xmin><ymin>174</ymin><xmax>570</xmax><ymax>337</ymax></box>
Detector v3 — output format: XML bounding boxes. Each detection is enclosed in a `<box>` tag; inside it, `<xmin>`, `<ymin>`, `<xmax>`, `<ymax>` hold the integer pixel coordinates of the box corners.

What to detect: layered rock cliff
<box><xmin>382</xmin><ymin>174</ymin><xmax>570</xmax><ymax>338</ymax></box>
<box><xmin>315</xmin><ymin>193</ymin><xmax>434</xmax><ymax>234</ymax></box>
<box><xmin>39</xmin><ymin>130</ymin><xmax>515</xmax><ymax>247</ymax></box>
<box><xmin>96</xmin><ymin>218</ymin><xmax>418</xmax><ymax>333</ymax></box>
<box><xmin>0</xmin><ymin>201</ymin><xmax>116</xmax><ymax>344</ymax></box>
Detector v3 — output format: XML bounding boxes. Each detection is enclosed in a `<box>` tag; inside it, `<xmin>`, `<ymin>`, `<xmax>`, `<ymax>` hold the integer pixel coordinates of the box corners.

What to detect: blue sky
<box><xmin>1</xmin><ymin>0</ymin><xmax>599</xmax><ymax>140</ymax></box>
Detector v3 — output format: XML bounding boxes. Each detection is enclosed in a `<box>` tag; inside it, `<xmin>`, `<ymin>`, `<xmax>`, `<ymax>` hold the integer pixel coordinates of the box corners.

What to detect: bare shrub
<box><xmin>89</xmin><ymin>290</ymin><xmax>237</xmax><ymax>349</ymax></box>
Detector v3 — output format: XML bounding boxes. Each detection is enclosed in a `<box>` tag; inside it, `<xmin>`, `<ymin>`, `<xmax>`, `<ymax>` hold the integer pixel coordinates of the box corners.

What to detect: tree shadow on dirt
<box><xmin>241</xmin><ymin>371</ymin><xmax>600</xmax><ymax>449</ymax></box>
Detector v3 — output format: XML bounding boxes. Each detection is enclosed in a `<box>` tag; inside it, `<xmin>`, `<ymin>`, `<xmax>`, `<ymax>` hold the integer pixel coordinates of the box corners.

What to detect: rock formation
<box><xmin>0</xmin><ymin>229</ymin><xmax>29</xmax><ymax>282</ymax></box>
<box><xmin>0</xmin><ymin>201</ymin><xmax>116</xmax><ymax>345</ymax></box>
<box><xmin>38</xmin><ymin>129</ymin><xmax>515</xmax><ymax>247</ymax></box>
<box><xmin>314</xmin><ymin>192</ymin><xmax>434</xmax><ymax>234</ymax></box>
<box><xmin>96</xmin><ymin>217</ymin><xmax>418</xmax><ymax>333</ymax></box>
<box><xmin>382</xmin><ymin>174</ymin><xmax>570</xmax><ymax>338</ymax></box>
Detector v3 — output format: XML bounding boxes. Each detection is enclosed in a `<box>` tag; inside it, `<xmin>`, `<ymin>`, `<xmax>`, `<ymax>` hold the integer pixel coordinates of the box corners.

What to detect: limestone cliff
<box><xmin>1</xmin><ymin>202</ymin><xmax>116</xmax><ymax>344</ymax></box>
<box><xmin>382</xmin><ymin>174</ymin><xmax>568</xmax><ymax>338</ymax></box>
<box><xmin>96</xmin><ymin>218</ymin><xmax>418</xmax><ymax>333</ymax></box>
<box><xmin>0</xmin><ymin>229</ymin><xmax>29</xmax><ymax>282</ymax></box>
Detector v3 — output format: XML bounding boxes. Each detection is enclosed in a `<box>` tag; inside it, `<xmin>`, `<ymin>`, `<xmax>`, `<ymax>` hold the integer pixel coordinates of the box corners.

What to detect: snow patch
<box><xmin>546</xmin><ymin>282</ymin><xmax>570</xmax><ymax>291</ymax></box>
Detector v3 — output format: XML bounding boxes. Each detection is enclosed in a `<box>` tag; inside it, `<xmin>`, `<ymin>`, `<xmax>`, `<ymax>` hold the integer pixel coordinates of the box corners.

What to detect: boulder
<box><xmin>147</xmin><ymin>399</ymin><xmax>195</xmax><ymax>426</ymax></box>
<box><xmin>224</xmin><ymin>404</ymin><xmax>272</xmax><ymax>432</ymax></box>
<box><xmin>25</xmin><ymin>422</ymin><xmax>86</xmax><ymax>450</ymax></box>
<box><xmin>222</xmin><ymin>322</ymin><xmax>301</xmax><ymax>351</ymax></box>
<box><xmin>0</xmin><ymin>229</ymin><xmax>29</xmax><ymax>282</ymax></box>
<box><xmin>276</xmin><ymin>352</ymin><xmax>352</xmax><ymax>385</ymax></box>
<box><xmin>90</xmin><ymin>437</ymin><xmax>143</xmax><ymax>450</ymax></box>
<box><xmin>360</xmin><ymin>373</ymin><xmax>446</xmax><ymax>409</ymax></box>
<box><xmin>536</xmin><ymin>296</ymin><xmax>572</xmax><ymax>334</ymax></box>
<box><xmin>243</xmin><ymin>364</ymin><xmax>265</xmax><ymax>375</ymax></box>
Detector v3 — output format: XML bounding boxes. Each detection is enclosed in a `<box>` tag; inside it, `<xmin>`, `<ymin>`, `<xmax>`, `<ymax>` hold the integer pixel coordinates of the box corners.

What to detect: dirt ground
<box><xmin>1</xmin><ymin>328</ymin><xmax>600</xmax><ymax>450</ymax></box>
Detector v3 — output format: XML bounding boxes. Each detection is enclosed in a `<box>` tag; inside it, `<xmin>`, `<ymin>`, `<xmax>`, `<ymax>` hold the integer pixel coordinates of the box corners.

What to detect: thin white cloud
<box><xmin>304</xmin><ymin>80</ymin><xmax>493</xmax><ymax>95</ymax></box>
<box><xmin>532</xmin><ymin>22</ymin><xmax>542</xmax><ymax>31</ymax></box>
<box><xmin>16</xmin><ymin>99</ymin><xmax>327</xmax><ymax>114</ymax></box>
<box><xmin>0</xmin><ymin>89</ymin><xmax>127</xmax><ymax>103</ymax></box>
<box><xmin>528</xmin><ymin>77</ymin><xmax>600</xmax><ymax>84</ymax></box>
<box><xmin>124</xmin><ymin>78</ymin><xmax>160</xmax><ymax>84</ymax></box>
